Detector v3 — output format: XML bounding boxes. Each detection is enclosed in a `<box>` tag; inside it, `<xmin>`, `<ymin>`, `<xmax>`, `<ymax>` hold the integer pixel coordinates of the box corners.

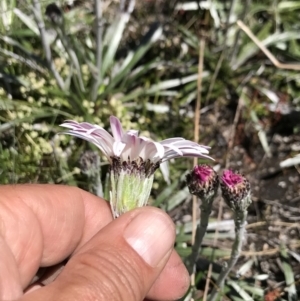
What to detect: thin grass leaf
<box><xmin>175</xmin><ymin>233</ymin><xmax>192</xmax><ymax>243</ymax></box>
<box><xmin>153</xmin><ymin>179</ymin><xmax>181</xmax><ymax>207</ymax></box>
<box><xmin>101</xmin><ymin>11</ymin><xmax>130</xmax><ymax>77</ymax></box>
<box><xmin>234</xmin><ymin>24</ymin><xmax>300</xmax><ymax>69</ymax></box>
<box><xmin>289</xmin><ymin>250</ymin><xmax>300</xmax><ymax>263</ymax></box>
<box><xmin>178</xmin><ymin>25</ymin><xmax>199</xmax><ymax>49</ymax></box>
<box><xmin>255</xmin><ymin>86</ymin><xmax>280</xmax><ymax>103</ymax></box>
<box><xmin>0</xmin><ymin>72</ymin><xmax>29</xmax><ymax>86</ymax></box>
<box><xmin>146</xmin><ymin>103</ymin><xmax>169</xmax><ymax>114</ymax></box>
<box><xmin>119</xmin><ymin>87</ymin><xmax>177</xmax><ymax>102</ymax></box>
<box><xmin>1</xmin><ymin>0</ymin><xmax>16</xmax><ymax>30</ymax></box>
<box><xmin>107</xmin><ymin>23</ymin><xmax>163</xmax><ymax>90</ymax></box>
<box><xmin>0</xmin><ymin>107</ymin><xmax>72</xmax><ymax>133</ymax></box>
<box><xmin>237</xmin><ymin>259</ymin><xmax>254</xmax><ymax>276</ymax></box>
<box><xmin>280</xmin><ymin>244</ymin><xmax>298</xmax><ymax>301</ymax></box>
<box><xmin>247</xmin><ymin>4</ymin><xmax>271</xmax><ymax>18</ymax></box>
<box><xmin>161</xmin><ymin>187</ymin><xmax>190</xmax><ymax>212</ymax></box>
<box><xmin>0</xmin><ymin>47</ymin><xmax>46</xmax><ymax>73</ymax></box>
<box><xmin>201</xmin><ymin>247</ymin><xmax>231</xmax><ymax>258</ymax></box>
<box><xmin>124</xmin><ymin>60</ymin><xmax>162</xmax><ymax>87</ymax></box>
<box><xmin>227</xmin><ymin>280</ymin><xmax>255</xmax><ymax>301</ymax></box>
<box><xmin>278</xmin><ymin>1</ymin><xmax>300</xmax><ymax>11</ymax></box>
<box><xmin>238</xmin><ymin>281</ymin><xmax>265</xmax><ymax>297</ymax></box>
<box><xmin>250</xmin><ymin>110</ymin><xmax>271</xmax><ymax>158</ymax></box>
<box><xmin>176</xmin><ymin>1</ymin><xmax>221</xmax><ymax>27</ymax></box>
<box><xmin>0</xmin><ymin>34</ymin><xmax>32</xmax><ymax>53</ymax></box>
<box><xmin>280</xmin><ymin>154</ymin><xmax>300</xmax><ymax>168</ymax></box>
<box><xmin>253</xmin><ymin>274</ymin><xmax>269</xmax><ymax>281</ymax></box>
<box><xmin>178</xmin><ymin>219</ymin><xmax>234</xmax><ymax>234</ymax></box>
<box><xmin>0</xmin><ymin>99</ymin><xmax>15</xmax><ymax>110</ymax></box>
<box><xmin>14</xmin><ymin>8</ymin><xmax>39</xmax><ymax>35</ymax></box>
<box><xmin>146</xmin><ymin>72</ymin><xmax>209</xmax><ymax>94</ymax></box>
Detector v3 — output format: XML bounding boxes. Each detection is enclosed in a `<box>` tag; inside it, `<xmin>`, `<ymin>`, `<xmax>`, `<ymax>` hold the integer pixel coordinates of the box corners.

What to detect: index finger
<box><xmin>0</xmin><ymin>184</ymin><xmax>112</xmax><ymax>289</ymax></box>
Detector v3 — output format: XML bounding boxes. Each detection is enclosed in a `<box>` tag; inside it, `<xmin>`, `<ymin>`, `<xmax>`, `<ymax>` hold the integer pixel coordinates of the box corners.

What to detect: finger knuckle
<box><xmin>70</xmin><ymin>247</ymin><xmax>144</xmax><ymax>301</ymax></box>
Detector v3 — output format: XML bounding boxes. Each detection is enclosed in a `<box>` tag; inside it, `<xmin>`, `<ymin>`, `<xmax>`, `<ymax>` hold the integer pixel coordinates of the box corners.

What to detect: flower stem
<box><xmin>186</xmin><ymin>196</ymin><xmax>214</xmax><ymax>275</ymax></box>
<box><xmin>208</xmin><ymin>210</ymin><xmax>247</xmax><ymax>301</ymax></box>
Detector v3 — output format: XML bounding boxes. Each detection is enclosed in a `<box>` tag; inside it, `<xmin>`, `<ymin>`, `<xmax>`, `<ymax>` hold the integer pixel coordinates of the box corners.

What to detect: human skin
<box><xmin>0</xmin><ymin>185</ymin><xmax>190</xmax><ymax>301</ymax></box>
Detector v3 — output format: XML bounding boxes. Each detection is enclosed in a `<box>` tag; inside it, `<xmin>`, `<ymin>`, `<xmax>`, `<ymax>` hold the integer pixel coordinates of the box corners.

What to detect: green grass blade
<box><xmin>278</xmin><ymin>1</ymin><xmax>300</xmax><ymax>11</ymax></box>
<box><xmin>280</xmin><ymin>244</ymin><xmax>298</xmax><ymax>301</ymax></box>
<box><xmin>227</xmin><ymin>280</ymin><xmax>255</xmax><ymax>301</ymax></box>
<box><xmin>101</xmin><ymin>13</ymin><xmax>129</xmax><ymax>77</ymax></box>
<box><xmin>160</xmin><ymin>187</ymin><xmax>190</xmax><ymax>212</ymax></box>
<box><xmin>234</xmin><ymin>23</ymin><xmax>300</xmax><ymax>69</ymax></box>
<box><xmin>106</xmin><ymin>23</ymin><xmax>163</xmax><ymax>90</ymax></box>
<box><xmin>13</xmin><ymin>8</ymin><xmax>39</xmax><ymax>35</ymax></box>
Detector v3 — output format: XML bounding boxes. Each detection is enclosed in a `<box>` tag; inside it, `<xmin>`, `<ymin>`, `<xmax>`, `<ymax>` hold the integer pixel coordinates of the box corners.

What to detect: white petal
<box><xmin>160</xmin><ymin>137</ymin><xmax>185</xmax><ymax>145</ymax></box>
<box><xmin>160</xmin><ymin>161</ymin><xmax>170</xmax><ymax>184</ymax></box>
<box><xmin>62</xmin><ymin>118</ymin><xmax>213</xmax><ymax>166</ymax></box>
<box><xmin>169</xmin><ymin>140</ymin><xmax>210</xmax><ymax>153</ymax></box>
<box><xmin>162</xmin><ymin>149</ymin><xmax>213</xmax><ymax>162</ymax></box>
<box><xmin>65</xmin><ymin>131</ymin><xmax>113</xmax><ymax>159</ymax></box>
<box><xmin>145</xmin><ymin>141</ymin><xmax>165</xmax><ymax>162</ymax></box>
<box><xmin>88</xmin><ymin>128</ymin><xmax>115</xmax><ymax>146</ymax></box>
<box><xmin>113</xmin><ymin>141</ymin><xmax>126</xmax><ymax>157</ymax></box>
<box><xmin>127</xmin><ymin>135</ymin><xmax>147</xmax><ymax>160</ymax></box>
<box><xmin>110</xmin><ymin>116</ymin><xmax>124</xmax><ymax>141</ymax></box>
<box><xmin>126</xmin><ymin>130</ymin><xmax>139</xmax><ymax>136</ymax></box>
<box><xmin>162</xmin><ymin>144</ymin><xmax>183</xmax><ymax>156</ymax></box>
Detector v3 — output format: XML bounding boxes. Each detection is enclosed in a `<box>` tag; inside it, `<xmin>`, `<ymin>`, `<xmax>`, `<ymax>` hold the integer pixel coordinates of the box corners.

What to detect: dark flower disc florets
<box><xmin>111</xmin><ymin>156</ymin><xmax>160</xmax><ymax>178</ymax></box>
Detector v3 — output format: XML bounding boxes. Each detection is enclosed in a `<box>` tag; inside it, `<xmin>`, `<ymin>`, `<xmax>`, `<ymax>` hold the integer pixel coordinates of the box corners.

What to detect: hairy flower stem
<box><xmin>186</xmin><ymin>197</ymin><xmax>214</xmax><ymax>274</ymax></box>
<box><xmin>208</xmin><ymin>210</ymin><xmax>248</xmax><ymax>301</ymax></box>
<box><xmin>79</xmin><ymin>151</ymin><xmax>103</xmax><ymax>197</ymax></box>
<box><xmin>90</xmin><ymin>172</ymin><xmax>103</xmax><ymax>197</ymax></box>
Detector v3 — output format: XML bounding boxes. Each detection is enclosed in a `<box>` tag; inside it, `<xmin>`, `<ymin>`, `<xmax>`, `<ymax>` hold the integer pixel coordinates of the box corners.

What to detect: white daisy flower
<box><xmin>61</xmin><ymin>116</ymin><xmax>212</xmax><ymax>217</ymax></box>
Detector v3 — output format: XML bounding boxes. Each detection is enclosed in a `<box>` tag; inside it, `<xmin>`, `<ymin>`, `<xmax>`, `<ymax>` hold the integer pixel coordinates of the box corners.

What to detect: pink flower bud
<box><xmin>186</xmin><ymin>165</ymin><xmax>219</xmax><ymax>199</ymax></box>
<box><xmin>220</xmin><ymin>170</ymin><xmax>251</xmax><ymax>212</ymax></box>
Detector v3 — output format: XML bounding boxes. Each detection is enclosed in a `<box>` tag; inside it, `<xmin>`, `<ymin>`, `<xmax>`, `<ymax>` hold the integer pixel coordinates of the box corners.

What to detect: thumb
<box><xmin>21</xmin><ymin>207</ymin><xmax>176</xmax><ymax>301</ymax></box>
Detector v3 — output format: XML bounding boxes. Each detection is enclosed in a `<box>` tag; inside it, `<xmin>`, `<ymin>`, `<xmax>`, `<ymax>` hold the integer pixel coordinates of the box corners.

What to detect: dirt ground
<box><xmin>170</xmin><ymin>103</ymin><xmax>300</xmax><ymax>298</ymax></box>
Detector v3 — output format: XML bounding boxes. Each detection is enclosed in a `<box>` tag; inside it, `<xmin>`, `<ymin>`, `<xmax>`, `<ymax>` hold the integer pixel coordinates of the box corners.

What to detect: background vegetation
<box><xmin>1</xmin><ymin>0</ymin><xmax>300</xmax><ymax>300</ymax></box>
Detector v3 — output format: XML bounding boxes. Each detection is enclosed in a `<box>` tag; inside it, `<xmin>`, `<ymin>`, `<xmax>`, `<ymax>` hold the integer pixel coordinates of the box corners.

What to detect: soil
<box><xmin>170</xmin><ymin>103</ymin><xmax>300</xmax><ymax>299</ymax></box>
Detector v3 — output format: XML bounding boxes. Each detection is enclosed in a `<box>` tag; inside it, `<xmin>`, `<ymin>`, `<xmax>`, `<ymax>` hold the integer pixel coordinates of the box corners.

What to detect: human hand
<box><xmin>0</xmin><ymin>185</ymin><xmax>189</xmax><ymax>301</ymax></box>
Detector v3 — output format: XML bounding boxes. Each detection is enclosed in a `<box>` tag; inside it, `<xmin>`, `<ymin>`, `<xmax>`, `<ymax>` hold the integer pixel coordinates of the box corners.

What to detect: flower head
<box><xmin>61</xmin><ymin>116</ymin><xmax>211</xmax><ymax>165</ymax></box>
<box><xmin>61</xmin><ymin>116</ymin><xmax>212</xmax><ymax>217</ymax></box>
<box><xmin>186</xmin><ymin>164</ymin><xmax>219</xmax><ymax>199</ymax></box>
<box><xmin>220</xmin><ymin>170</ymin><xmax>251</xmax><ymax>212</ymax></box>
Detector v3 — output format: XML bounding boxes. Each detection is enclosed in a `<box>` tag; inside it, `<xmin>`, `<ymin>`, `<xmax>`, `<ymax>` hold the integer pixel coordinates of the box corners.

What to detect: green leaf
<box><xmin>234</xmin><ymin>23</ymin><xmax>300</xmax><ymax>69</ymax></box>
<box><xmin>227</xmin><ymin>280</ymin><xmax>255</xmax><ymax>301</ymax></box>
<box><xmin>101</xmin><ymin>12</ymin><xmax>130</xmax><ymax>76</ymax></box>
<box><xmin>153</xmin><ymin>178</ymin><xmax>180</xmax><ymax>207</ymax></box>
<box><xmin>13</xmin><ymin>8</ymin><xmax>39</xmax><ymax>35</ymax></box>
<box><xmin>280</xmin><ymin>244</ymin><xmax>298</xmax><ymax>301</ymax></box>
<box><xmin>278</xmin><ymin>1</ymin><xmax>300</xmax><ymax>11</ymax></box>
<box><xmin>178</xmin><ymin>25</ymin><xmax>199</xmax><ymax>49</ymax></box>
<box><xmin>1</xmin><ymin>0</ymin><xmax>16</xmax><ymax>30</ymax></box>
<box><xmin>106</xmin><ymin>23</ymin><xmax>163</xmax><ymax>91</ymax></box>
<box><xmin>160</xmin><ymin>187</ymin><xmax>190</xmax><ymax>211</ymax></box>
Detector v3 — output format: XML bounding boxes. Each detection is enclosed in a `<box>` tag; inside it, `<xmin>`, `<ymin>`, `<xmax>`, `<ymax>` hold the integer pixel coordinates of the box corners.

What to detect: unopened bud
<box><xmin>220</xmin><ymin>170</ymin><xmax>251</xmax><ymax>212</ymax></box>
<box><xmin>186</xmin><ymin>164</ymin><xmax>219</xmax><ymax>199</ymax></box>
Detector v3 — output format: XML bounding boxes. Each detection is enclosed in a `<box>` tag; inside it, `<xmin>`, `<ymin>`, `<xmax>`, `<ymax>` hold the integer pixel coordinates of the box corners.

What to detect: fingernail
<box><xmin>124</xmin><ymin>210</ymin><xmax>175</xmax><ymax>267</ymax></box>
